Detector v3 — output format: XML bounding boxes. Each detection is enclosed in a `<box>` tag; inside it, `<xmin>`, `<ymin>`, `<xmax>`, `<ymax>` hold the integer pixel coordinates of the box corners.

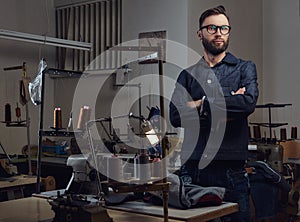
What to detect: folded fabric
<box><xmin>104</xmin><ymin>192</ymin><xmax>139</xmax><ymax>206</ymax></box>
<box><xmin>104</xmin><ymin>173</ymin><xmax>225</xmax><ymax>209</ymax></box>
<box><xmin>145</xmin><ymin>173</ymin><xmax>225</xmax><ymax>209</ymax></box>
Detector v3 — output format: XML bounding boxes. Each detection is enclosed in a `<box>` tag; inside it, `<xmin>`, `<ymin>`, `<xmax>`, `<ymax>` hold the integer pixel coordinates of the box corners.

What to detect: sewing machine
<box><xmin>47</xmin><ymin>154</ymin><xmax>111</xmax><ymax>222</ymax></box>
<box><xmin>49</xmin><ymin>190</ymin><xmax>112</xmax><ymax>222</ymax></box>
<box><xmin>65</xmin><ymin>154</ymin><xmax>102</xmax><ymax>195</ymax></box>
<box><xmin>256</xmin><ymin>143</ymin><xmax>284</xmax><ymax>173</ymax></box>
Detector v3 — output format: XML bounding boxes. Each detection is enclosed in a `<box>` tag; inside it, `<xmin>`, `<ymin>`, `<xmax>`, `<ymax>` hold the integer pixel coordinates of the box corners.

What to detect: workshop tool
<box><xmin>49</xmin><ymin>191</ymin><xmax>112</xmax><ymax>222</ymax></box>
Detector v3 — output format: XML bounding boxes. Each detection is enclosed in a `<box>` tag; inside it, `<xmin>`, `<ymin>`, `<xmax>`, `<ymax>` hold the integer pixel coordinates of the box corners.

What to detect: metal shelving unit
<box><xmin>2</xmin><ymin>62</ymin><xmax>32</xmax><ymax>176</ymax></box>
<box><xmin>36</xmin><ymin>68</ymin><xmax>83</xmax><ymax>194</ymax></box>
<box><xmin>36</xmin><ymin>44</ymin><xmax>170</xmax><ymax>222</ymax></box>
<box><xmin>250</xmin><ymin>103</ymin><xmax>292</xmax><ymax>141</ymax></box>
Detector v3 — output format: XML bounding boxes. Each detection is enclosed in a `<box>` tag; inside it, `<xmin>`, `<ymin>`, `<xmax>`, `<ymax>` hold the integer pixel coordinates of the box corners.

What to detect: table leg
<box><xmin>162</xmin><ymin>189</ymin><xmax>169</xmax><ymax>222</ymax></box>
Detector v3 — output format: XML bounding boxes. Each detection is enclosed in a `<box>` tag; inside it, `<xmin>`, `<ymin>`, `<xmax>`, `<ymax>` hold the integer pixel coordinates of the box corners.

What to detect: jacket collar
<box><xmin>221</xmin><ymin>52</ymin><xmax>238</xmax><ymax>65</ymax></box>
<box><xmin>200</xmin><ymin>52</ymin><xmax>238</xmax><ymax>68</ymax></box>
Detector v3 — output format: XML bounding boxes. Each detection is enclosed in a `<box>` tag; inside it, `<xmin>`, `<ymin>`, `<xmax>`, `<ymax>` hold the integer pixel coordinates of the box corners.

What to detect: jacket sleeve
<box><xmin>169</xmin><ymin>70</ymin><xmax>205</xmax><ymax>128</ymax></box>
<box><xmin>226</xmin><ymin>61</ymin><xmax>259</xmax><ymax>118</ymax></box>
<box><xmin>211</xmin><ymin>61</ymin><xmax>259</xmax><ymax>119</ymax></box>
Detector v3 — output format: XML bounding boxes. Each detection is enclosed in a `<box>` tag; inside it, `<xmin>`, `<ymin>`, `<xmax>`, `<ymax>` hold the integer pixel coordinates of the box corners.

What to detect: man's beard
<box><xmin>202</xmin><ymin>37</ymin><xmax>229</xmax><ymax>56</ymax></box>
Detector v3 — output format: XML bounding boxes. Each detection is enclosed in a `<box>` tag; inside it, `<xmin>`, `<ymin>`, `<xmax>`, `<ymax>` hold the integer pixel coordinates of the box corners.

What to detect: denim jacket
<box><xmin>169</xmin><ymin>52</ymin><xmax>259</xmax><ymax>163</ymax></box>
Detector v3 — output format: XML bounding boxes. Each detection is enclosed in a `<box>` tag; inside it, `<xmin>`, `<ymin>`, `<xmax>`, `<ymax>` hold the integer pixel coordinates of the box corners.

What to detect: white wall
<box><xmin>262</xmin><ymin>0</ymin><xmax>300</xmax><ymax>138</ymax></box>
<box><xmin>122</xmin><ymin>0</ymin><xmax>188</xmax><ymax>44</ymax></box>
<box><xmin>0</xmin><ymin>0</ymin><xmax>56</xmax><ymax>154</ymax></box>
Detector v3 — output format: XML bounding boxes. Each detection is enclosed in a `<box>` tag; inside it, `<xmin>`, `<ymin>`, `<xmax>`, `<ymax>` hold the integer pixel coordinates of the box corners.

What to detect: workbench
<box><xmin>31</xmin><ymin>189</ymin><xmax>238</xmax><ymax>222</ymax></box>
<box><xmin>0</xmin><ymin>196</ymin><xmax>176</xmax><ymax>222</ymax></box>
<box><xmin>0</xmin><ymin>174</ymin><xmax>36</xmax><ymax>200</ymax></box>
<box><xmin>0</xmin><ymin>196</ymin><xmax>238</xmax><ymax>222</ymax></box>
<box><xmin>106</xmin><ymin>200</ymin><xmax>238</xmax><ymax>222</ymax></box>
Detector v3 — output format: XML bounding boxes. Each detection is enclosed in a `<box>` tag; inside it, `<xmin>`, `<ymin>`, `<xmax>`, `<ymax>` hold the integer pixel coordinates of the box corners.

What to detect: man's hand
<box><xmin>231</xmin><ymin>87</ymin><xmax>246</xmax><ymax>95</ymax></box>
<box><xmin>186</xmin><ymin>87</ymin><xmax>246</xmax><ymax>109</ymax></box>
<box><xmin>186</xmin><ymin>99</ymin><xmax>202</xmax><ymax>108</ymax></box>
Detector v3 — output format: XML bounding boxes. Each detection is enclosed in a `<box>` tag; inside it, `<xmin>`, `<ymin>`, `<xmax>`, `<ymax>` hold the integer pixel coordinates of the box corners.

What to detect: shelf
<box><xmin>41</xmin><ymin>130</ymin><xmax>74</xmax><ymax>137</ymax></box>
<box><xmin>250</xmin><ymin>122</ymin><xmax>288</xmax><ymax>128</ymax></box>
<box><xmin>36</xmin><ymin>68</ymin><xmax>84</xmax><ymax>194</ymax></box>
<box><xmin>252</xmin><ymin>103</ymin><xmax>292</xmax><ymax>141</ymax></box>
<box><xmin>255</xmin><ymin>103</ymin><xmax>292</xmax><ymax>108</ymax></box>
<box><xmin>44</xmin><ymin>68</ymin><xmax>83</xmax><ymax>78</ymax></box>
<box><xmin>41</xmin><ymin>129</ymin><xmax>86</xmax><ymax>137</ymax></box>
<box><xmin>1</xmin><ymin>120</ymin><xmax>27</xmax><ymax>127</ymax></box>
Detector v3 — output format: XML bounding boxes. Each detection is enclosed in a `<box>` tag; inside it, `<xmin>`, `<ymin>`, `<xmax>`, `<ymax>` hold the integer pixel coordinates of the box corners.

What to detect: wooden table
<box><xmin>0</xmin><ymin>197</ymin><xmax>180</xmax><ymax>222</ymax></box>
<box><xmin>0</xmin><ymin>196</ymin><xmax>238</xmax><ymax>222</ymax></box>
<box><xmin>0</xmin><ymin>174</ymin><xmax>36</xmax><ymax>200</ymax></box>
<box><xmin>0</xmin><ymin>197</ymin><xmax>237</xmax><ymax>222</ymax></box>
<box><xmin>32</xmin><ymin>189</ymin><xmax>238</xmax><ymax>222</ymax></box>
<box><xmin>106</xmin><ymin>200</ymin><xmax>238</xmax><ymax>222</ymax></box>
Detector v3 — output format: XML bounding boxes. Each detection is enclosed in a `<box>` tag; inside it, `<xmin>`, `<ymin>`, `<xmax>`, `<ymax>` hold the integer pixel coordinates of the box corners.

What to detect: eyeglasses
<box><xmin>200</xmin><ymin>25</ymin><xmax>231</xmax><ymax>35</ymax></box>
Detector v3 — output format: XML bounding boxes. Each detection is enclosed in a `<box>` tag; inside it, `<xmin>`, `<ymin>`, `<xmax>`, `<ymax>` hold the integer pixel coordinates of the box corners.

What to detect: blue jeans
<box><xmin>249</xmin><ymin>173</ymin><xmax>279</xmax><ymax>219</ymax></box>
<box><xmin>181</xmin><ymin>160</ymin><xmax>251</xmax><ymax>222</ymax></box>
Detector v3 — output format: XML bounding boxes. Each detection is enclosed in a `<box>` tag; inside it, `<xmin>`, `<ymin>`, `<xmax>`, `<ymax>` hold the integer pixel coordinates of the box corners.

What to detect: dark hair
<box><xmin>199</xmin><ymin>5</ymin><xmax>230</xmax><ymax>29</ymax></box>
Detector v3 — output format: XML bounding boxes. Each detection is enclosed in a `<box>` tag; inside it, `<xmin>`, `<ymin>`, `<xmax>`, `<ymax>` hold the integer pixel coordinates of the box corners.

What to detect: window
<box><xmin>56</xmin><ymin>0</ymin><xmax>121</xmax><ymax>71</ymax></box>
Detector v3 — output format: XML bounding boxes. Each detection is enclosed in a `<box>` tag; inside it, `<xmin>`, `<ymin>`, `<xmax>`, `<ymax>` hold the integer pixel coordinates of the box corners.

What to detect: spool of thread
<box><xmin>280</xmin><ymin>128</ymin><xmax>287</xmax><ymax>141</ymax></box>
<box><xmin>15</xmin><ymin>103</ymin><xmax>21</xmax><ymax>122</ymax></box>
<box><xmin>133</xmin><ymin>157</ymin><xmax>138</xmax><ymax>178</ymax></box>
<box><xmin>127</xmin><ymin>124</ymin><xmax>135</xmax><ymax>142</ymax></box>
<box><xmin>5</xmin><ymin>103</ymin><xmax>11</xmax><ymax>123</ymax></box>
<box><xmin>41</xmin><ymin>176</ymin><xmax>56</xmax><ymax>191</ymax></box>
<box><xmin>253</xmin><ymin>125</ymin><xmax>261</xmax><ymax>139</ymax></box>
<box><xmin>291</xmin><ymin>126</ymin><xmax>298</xmax><ymax>139</ymax></box>
<box><xmin>152</xmin><ymin>157</ymin><xmax>162</xmax><ymax>178</ymax></box>
<box><xmin>53</xmin><ymin>107</ymin><xmax>62</xmax><ymax>129</ymax></box>
<box><xmin>138</xmin><ymin>153</ymin><xmax>151</xmax><ymax>182</ymax></box>
<box><xmin>15</xmin><ymin>106</ymin><xmax>21</xmax><ymax>119</ymax></box>
<box><xmin>248</xmin><ymin>126</ymin><xmax>252</xmax><ymax>139</ymax></box>
<box><xmin>77</xmin><ymin>106</ymin><xmax>91</xmax><ymax>129</ymax></box>
<box><xmin>107</xmin><ymin>155</ymin><xmax>122</xmax><ymax>182</ymax></box>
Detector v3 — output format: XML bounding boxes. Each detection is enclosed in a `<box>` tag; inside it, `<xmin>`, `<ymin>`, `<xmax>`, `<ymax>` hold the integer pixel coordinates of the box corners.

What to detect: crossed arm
<box><xmin>186</xmin><ymin>87</ymin><xmax>246</xmax><ymax>109</ymax></box>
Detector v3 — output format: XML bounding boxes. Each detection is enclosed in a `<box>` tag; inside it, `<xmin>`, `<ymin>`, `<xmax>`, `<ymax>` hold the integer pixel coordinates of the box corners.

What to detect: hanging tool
<box><xmin>3</xmin><ymin>62</ymin><xmax>31</xmax><ymax>105</ymax></box>
<box><xmin>15</xmin><ymin>102</ymin><xmax>21</xmax><ymax>122</ymax></box>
